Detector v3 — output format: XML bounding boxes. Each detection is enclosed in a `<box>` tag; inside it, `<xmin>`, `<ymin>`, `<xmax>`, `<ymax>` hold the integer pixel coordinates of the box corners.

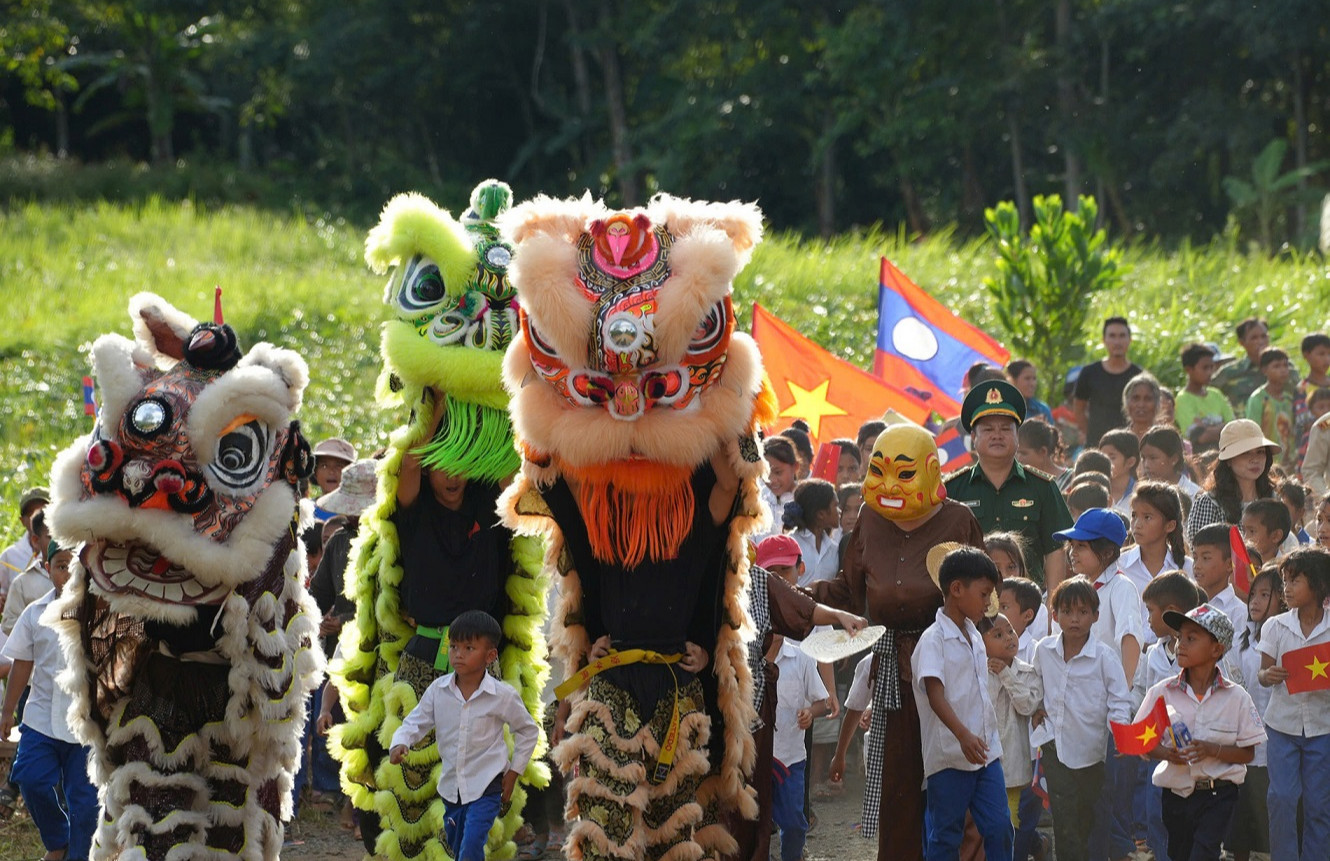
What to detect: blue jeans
<box><xmin>772</xmin><ymin>759</ymin><xmax>808</xmax><ymax>861</ymax></box>
<box><xmin>1267</xmin><ymin>727</ymin><xmax>1330</xmax><ymax>861</ymax></box>
<box><xmin>1012</xmin><ymin>781</ymin><xmax>1043</xmax><ymax>860</ymax></box>
<box><xmin>925</xmin><ymin>761</ymin><xmax>1013</xmax><ymax>861</ymax></box>
<box><xmin>10</xmin><ymin>726</ymin><xmax>97</xmax><ymax>860</ymax></box>
<box><xmin>443</xmin><ymin>790</ymin><xmax>503</xmax><ymax>861</ymax></box>
<box><xmin>1089</xmin><ymin>736</ymin><xmax>1137</xmax><ymax>861</ymax></box>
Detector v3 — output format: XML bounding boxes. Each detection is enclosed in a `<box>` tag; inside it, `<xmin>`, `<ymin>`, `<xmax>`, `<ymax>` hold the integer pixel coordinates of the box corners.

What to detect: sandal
<box><xmin>517</xmin><ymin>839</ymin><xmax>547</xmax><ymax>860</ymax></box>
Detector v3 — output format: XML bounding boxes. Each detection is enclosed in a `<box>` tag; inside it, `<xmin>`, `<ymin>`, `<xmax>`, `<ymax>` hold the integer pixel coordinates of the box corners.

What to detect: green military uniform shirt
<box><xmin>944</xmin><ymin>460</ymin><xmax>1073</xmax><ymax>586</ymax></box>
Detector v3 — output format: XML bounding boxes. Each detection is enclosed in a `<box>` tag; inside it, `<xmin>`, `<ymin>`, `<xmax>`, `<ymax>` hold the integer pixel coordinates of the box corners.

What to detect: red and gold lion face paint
<box><xmin>521</xmin><ymin>212</ymin><xmax>734</xmax><ymax>422</ymax></box>
<box><xmin>862</xmin><ymin>424</ymin><xmax>946</xmax><ymax>522</ymax></box>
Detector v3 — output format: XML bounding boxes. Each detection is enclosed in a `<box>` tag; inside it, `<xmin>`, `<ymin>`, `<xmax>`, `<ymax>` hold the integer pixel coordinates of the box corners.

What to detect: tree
<box><xmin>1222</xmin><ymin>139</ymin><xmax>1329</xmax><ymax>253</ymax></box>
<box><xmin>983</xmin><ymin>194</ymin><xmax>1125</xmax><ymax>403</ymax></box>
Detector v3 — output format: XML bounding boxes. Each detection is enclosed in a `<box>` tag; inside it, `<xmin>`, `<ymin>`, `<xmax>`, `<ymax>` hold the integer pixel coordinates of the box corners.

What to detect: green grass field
<box><xmin>2</xmin><ymin>199</ymin><xmax>1328</xmax><ymax>548</ymax></box>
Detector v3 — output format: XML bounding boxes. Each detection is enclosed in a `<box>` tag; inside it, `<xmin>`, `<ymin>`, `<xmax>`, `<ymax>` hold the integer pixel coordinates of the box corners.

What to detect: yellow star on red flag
<box><xmin>1307</xmin><ymin>656</ymin><xmax>1330</xmax><ymax>680</ymax></box>
<box><xmin>780</xmin><ymin>380</ymin><xmax>847</xmax><ymax>439</ymax></box>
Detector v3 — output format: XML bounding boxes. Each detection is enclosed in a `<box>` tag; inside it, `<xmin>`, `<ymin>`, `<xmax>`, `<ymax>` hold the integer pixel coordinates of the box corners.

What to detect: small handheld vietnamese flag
<box><xmin>82</xmin><ymin>376</ymin><xmax>97</xmax><ymax>417</ymax></box>
<box><xmin>1110</xmin><ymin>696</ymin><xmax>1170</xmax><ymax>755</ymax></box>
<box><xmin>1230</xmin><ymin>526</ymin><xmax>1256</xmax><ymax>594</ymax></box>
<box><xmin>811</xmin><ymin>443</ymin><xmax>840</xmax><ymax>483</ymax></box>
<box><xmin>1282</xmin><ymin>642</ymin><xmax>1330</xmax><ymax>694</ymax></box>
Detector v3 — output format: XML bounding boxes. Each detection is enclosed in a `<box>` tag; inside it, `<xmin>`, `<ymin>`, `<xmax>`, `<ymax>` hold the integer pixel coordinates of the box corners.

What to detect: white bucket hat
<box><xmin>317</xmin><ymin>458</ymin><xmax>378</xmax><ymax>516</ymax></box>
<box><xmin>1217</xmin><ymin>419</ymin><xmax>1279</xmax><ymax>461</ymax></box>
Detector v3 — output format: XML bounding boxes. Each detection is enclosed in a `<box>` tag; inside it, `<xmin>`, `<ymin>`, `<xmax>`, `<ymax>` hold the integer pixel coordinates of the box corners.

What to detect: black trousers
<box><xmin>1039</xmin><ymin>742</ymin><xmax>1104</xmax><ymax>861</ymax></box>
<box><xmin>1160</xmin><ymin>781</ymin><xmax>1239</xmax><ymax>861</ymax></box>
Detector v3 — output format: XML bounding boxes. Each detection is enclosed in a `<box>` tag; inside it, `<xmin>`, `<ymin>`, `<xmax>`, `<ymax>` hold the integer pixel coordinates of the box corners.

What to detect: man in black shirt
<box><xmin>1073</xmin><ymin>316</ymin><xmax>1142</xmax><ymax>447</ymax></box>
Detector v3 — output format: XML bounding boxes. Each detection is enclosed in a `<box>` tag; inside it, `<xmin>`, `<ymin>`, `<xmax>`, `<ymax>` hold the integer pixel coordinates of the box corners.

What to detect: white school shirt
<box><xmin>755</xmin><ymin>485</ymin><xmax>793</xmax><ymax>543</ymax></box>
<box><xmin>772</xmin><ymin>640</ymin><xmax>828</xmax><ymax>766</ymax></box>
<box><xmin>845</xmin><ymin>653</ymin><xmax>874</xmax><ymax>712</ymax></box>
<box><xmin>1090</xmin><ymin>570</ymin><xmax>1144</xmax><ymax>666</ymax></box>
<box><xmin>0</xmin><ymin>539</ymin><xmax>37</xmax><ymax>597</ymax></box>
<box><xmin>1256</xmin><ymin>609</ymin><xmax>1330</xmax><ymax>738</ymax></box>
<box><xmin>1205</xmin><ymin>585</ymin><xmax>1249</xmax><ymax>636</ymax></box>
<box><xmin>792</xmin><ymin>527</ymin><xmax>841</xmax><ymax>587</ymax></box>
<box><xmin>912</xmin><ymin>609</ymin><xmax>1002</xmax><ymax>777</ymax></box>
<box><xmin>1236</xmin><ymin>624</ymin><xmax>1273</xmax><ymax>767</ymax></box>
<box><xmin>1132</xmin><ymin>637</ymin><xmax>1179</xmax><ymax>710</ymax></box>
<box><xmin>1016</xmin><ymin>628</ymin><xmax>1037</xmax><ymax>664</ymax></box>
<box><xmin>2</xmin><ymin>591</ymin><xmax>75</xmax><ymax>743</ymax></box>
<box><xmin>391</xmin><ymin>671</ymin><xmax>539</xmax><ymax>804</ymax></box>
<box><xmin>1032</xmin><ymin>634</ymin><xmax>1133</xmax><ymax>769</ymax></box>
<box><xmin>1116</xmin><ymin>547</ymin><xmax>1193</xmax><ymax>645</ymax></box>
<box><xmin>1136</xmin><ymin>670</ymin><xmax>1266</xmax><ymax>797</ymax></box>
<box><xmin>987</xmin><ymin>657</ymin><xmax>1042</xmax><ymax>788</ymax></box>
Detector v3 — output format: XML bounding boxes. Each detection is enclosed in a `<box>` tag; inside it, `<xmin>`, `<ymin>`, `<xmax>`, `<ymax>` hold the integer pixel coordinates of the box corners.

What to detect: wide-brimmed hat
<box><xmin>1164</xmin><ymin>603</ymin><xmax>1234</xmax><ymax>651</ymax></box>
<box><xmin>316</xmin><ymin>458</ymin><xmax>377</xmax><ymax>516</ymax></box>
<box><xmin>1217</xmin><ymin>419</ymin><xmax>1279</xmax><ymax>461</ymax></box>
<box><xmin>312</xmin><ymin>437</ymin><xmax>357</xmax><ymax>465</ymax></box>
<box><xmin>799</xmin><ymin>625</ymin><xmax>887</xmax><ymax>663</ymax></box>
<box><xmin>960</xmin><ymin>380</ymin><xmax>1026</xmax><ymax>434</ymax></box>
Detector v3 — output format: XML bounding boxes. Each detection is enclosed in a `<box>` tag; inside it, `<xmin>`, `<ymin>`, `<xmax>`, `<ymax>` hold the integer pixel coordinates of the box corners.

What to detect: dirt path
<box><xmin>281</xmin><ymin>770</ymin><xmax>876</xmax><ymax>861</ymax></box>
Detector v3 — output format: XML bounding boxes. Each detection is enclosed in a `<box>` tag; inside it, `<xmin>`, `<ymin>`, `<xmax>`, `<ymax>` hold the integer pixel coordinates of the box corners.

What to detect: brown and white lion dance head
<box><xmin>501</xmin><ymin>193</ymin><xmax>775</xmax><ymax>567</ymax></box>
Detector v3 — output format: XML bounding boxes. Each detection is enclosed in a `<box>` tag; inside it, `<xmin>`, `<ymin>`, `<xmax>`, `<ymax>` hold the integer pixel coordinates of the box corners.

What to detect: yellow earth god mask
<box><xmin>862</xmin><ymin>424</ymin><xmax>946</xmax><ymax>521</ymax></box>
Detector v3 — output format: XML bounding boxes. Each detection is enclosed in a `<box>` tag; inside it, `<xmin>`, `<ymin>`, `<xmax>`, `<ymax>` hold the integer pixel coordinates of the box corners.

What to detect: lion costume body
<box><xmin>47</xmin><ymin>293</ymin><xmax>323</xmax><ymax>860</ymax></box>
<box><xmin>330</xmin><ymin>182</ymin><xmax>549</xmax><ymax>861</ymax></box>
<box><xmin>498</xmin><ymin>194</ymin><xmax>775</xmax><ymax>861</ymax></box>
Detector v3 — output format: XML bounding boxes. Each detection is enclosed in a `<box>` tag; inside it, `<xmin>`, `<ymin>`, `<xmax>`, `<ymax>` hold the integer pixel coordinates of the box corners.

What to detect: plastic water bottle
<box><xmin>1164</xmin><ymin>705</ymin><xmax>1193</xmax><ymax>749</ymax></box>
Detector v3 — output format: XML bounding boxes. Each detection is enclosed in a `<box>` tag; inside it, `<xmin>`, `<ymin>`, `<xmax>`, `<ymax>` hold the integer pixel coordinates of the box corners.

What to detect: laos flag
<box><xmin>874</xmin><ymin>258</ymin><xmax>1009</xmax><ymax>418</ymax></box>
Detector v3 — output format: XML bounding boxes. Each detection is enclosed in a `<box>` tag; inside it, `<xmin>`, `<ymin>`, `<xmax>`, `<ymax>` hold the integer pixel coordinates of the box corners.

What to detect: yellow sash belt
<box><xmin>555</xmin><ymin>648</ymin><xmax>684</xmax><ymax>784</ymax></box>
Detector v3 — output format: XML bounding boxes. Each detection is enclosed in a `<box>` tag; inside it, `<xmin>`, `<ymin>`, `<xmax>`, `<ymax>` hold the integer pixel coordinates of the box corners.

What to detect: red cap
<box><xmin>756</xmin><ymin>534</ymin><xmax>802</xmax><ymax>569</ymax></box>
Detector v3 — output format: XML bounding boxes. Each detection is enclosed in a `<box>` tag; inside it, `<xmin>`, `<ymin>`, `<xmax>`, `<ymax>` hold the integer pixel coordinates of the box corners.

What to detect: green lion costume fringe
<box><xmin>330</xmin><ymin>182</ymin><xmax>549</xmax><ymax>861</ymax></box>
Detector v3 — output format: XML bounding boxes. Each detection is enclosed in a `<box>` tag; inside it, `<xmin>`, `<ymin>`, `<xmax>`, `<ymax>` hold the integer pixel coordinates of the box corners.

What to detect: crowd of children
<box><xmin>754</xmin><ymin>317</ymin><xmax>1330</xmax><ymax>861</ymax></box>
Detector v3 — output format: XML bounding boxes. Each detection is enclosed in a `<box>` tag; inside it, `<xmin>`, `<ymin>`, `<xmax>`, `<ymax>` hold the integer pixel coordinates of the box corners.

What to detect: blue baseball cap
<box><xmin>1053</xmin><ymin>507</ymin><xmax>1127</xmax><ymax>545</ymax></box>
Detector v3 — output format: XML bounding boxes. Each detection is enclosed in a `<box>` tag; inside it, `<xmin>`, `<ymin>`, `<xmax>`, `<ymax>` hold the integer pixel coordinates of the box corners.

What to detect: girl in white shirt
<box><xmin>784</xmin><ymin>480</ymin><xmax>841</xmax><ymax>588</ymax></box>
<box><xmin>1123</xmin><ymin>482</ymin><xmax>1194</xmax><ymax>643</ymax></box>
<box><xmin>1256</xmin><ymin>547</ymin><xmax>1330</xmax><ymax>861</ymax></box>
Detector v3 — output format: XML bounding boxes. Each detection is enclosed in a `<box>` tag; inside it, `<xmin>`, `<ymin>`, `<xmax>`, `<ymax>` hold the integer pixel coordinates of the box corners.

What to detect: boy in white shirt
<box><xmin>1132</xmin><ymin>570</ymin><xmax>1204</xmax><ymax>861</ymax></box>
<box><xmin>1192</xmin><ymin>524</ymin><xmax>1250</xmax><ymax>634</ymax></box>
<box><xmin>390</xmin><ymin>611</ymin><xmax>539</xmax><ymax>861</ymax></box>
<box><xmin>978</xmin><ymin>613</ymin><xmax>1041</xmax><ymax>823</ymax></box>
<box><xmin>1032</xmin><ymin>576</ymin><xmax>1133</xmax><ymax>861</ymax></box>
<box><xmin>0</xmin><ymin>541</ymin><xmax>96</xmax><ymax>861</ymax></box>
<box><xmin>911</xmin><ymin>546</ymin><xmax>1012</xmax><ymax>861</ymax></box>
<box><xmin>1136</xmin><ymin>604</ymin><xmax>1264</xmax><ymax>861</ymax></box>
<box><xmin>768</xmin><ymin>634</ymin><xmax>830</xmax><ymax>861</ymax></box>
<box><xmin>997</xmin><ymin>577</ymin><xmax>1042</xmax><ymax>662</ymax></box>
<box><xmin>1052</xmin><ymin>508</ymin><xmax>1142</xmax><ymax>861</ymax></box>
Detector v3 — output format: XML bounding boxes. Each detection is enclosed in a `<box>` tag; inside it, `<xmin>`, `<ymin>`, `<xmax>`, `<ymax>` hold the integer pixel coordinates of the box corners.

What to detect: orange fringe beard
<box><xmin>560</xmin><ymin>460</ymin><xmax>694</xmax><ymax>569</ymax></box>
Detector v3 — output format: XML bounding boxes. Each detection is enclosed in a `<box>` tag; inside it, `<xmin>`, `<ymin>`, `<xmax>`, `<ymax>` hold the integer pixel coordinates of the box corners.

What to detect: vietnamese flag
<box><xmin>1230</xmin><ymin>526</ymin><xmax>1256</xmax><ymax>594</ymax></box>
<box><xmin>1112</xmin><ymin>696</ymin><xmax>1170</xmax><ymax>755</ymax></box>
<box><xmin>1282</xmin><ymin>642</ymin><xmax>1330</xmax><ymax>694</ymax></box>
<box><xmin>874</xmin><ymin>258</ymin><xmax>1010</xmax><ymax>417</ymax></box>
<box><xmin>811</xmin><ymin>443</ymin><xmax>840</xmax><ymax>482</ymax></box>
<box><xmin>751</xmin><ymin>304</ymin><xmax>935</xmax><ymax>444</ymax></box>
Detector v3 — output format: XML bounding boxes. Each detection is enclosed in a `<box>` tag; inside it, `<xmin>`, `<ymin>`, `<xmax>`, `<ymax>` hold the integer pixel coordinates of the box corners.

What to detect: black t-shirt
<box><xmin>1074</xmin><ymin>361</ymin><xmax>1142</xmax><ymax>446</ymax></box>
<box><xmin>543</xmin><ymin>464</ymin><xmax>730</xmax><ymax>718</ymax></box>
<box><xmin>390</xmin><ymin>479</ymin><xmax>513</xmax><ymax>629</ymax></box>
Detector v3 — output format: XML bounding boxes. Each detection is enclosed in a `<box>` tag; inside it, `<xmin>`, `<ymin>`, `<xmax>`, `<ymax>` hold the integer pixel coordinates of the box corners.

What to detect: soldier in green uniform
<box><xmin>945</xmin><ymin>379</ymin><xmax>1073</xmax><ymax>593</ymax></box>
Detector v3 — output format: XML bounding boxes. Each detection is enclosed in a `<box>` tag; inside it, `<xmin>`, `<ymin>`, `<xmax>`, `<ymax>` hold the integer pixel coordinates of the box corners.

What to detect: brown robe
<box><xmin>811</xmin><ymin>499</ymin><xmax>984</xmax><ymax>861</ymax></box>
<box><xmin>730</xmin><ymin>570</ymin><xmax>817</xmax><ymax>861</ymax></box>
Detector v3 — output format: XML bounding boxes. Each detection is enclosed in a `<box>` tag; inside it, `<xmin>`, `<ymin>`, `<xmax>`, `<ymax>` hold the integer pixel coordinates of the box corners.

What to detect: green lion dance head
<box><xmin>365</xmin><ymin>180</ymin><xmax>520</xmax><ymax>481</ymax></box>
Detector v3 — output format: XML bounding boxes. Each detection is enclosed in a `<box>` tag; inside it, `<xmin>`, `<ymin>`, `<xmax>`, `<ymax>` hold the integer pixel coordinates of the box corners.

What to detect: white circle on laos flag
<box><xmin>891</xmin><ymin>316</ymin><xmax>939</xmax><ymax>361</ymax></box>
